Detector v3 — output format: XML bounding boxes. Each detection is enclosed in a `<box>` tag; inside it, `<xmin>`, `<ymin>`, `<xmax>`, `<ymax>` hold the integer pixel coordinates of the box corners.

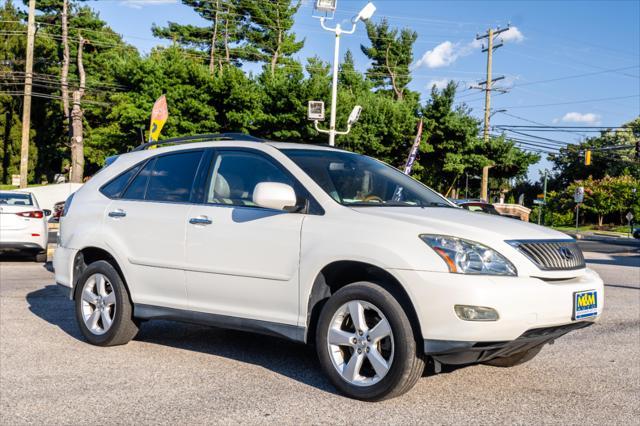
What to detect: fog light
<box><xmin>454</xmin><ymin>305</ymin><xmax>499</xmax><ymax>321</ymax></box>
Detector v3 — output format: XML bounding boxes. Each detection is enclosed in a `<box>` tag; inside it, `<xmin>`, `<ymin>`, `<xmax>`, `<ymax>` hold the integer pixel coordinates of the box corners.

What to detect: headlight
<box><xmin>420</xmin><ymin>235</ymin><xmax>517</xmax><ymax>276</ymax></box>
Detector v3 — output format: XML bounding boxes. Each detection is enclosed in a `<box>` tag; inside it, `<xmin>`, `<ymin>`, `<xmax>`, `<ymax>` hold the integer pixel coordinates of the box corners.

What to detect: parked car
<box><xmin>54</xmin><ymin>134</ymin><xmax>603</xmax><ymax>401</ymax></box>
<box><xmin>0</xmin><ymin>191</ymin><xmax>50</xmax><ymax>262</ymax></box>
<box><xmin>454</xmin><ymin>199</ymin><xmax>521</xmax><ymax>220</ymax></box>
<box><xmin>50</xmin><ymin>200</ymin><xmax>65</xmax><ymax>223</ymax></box>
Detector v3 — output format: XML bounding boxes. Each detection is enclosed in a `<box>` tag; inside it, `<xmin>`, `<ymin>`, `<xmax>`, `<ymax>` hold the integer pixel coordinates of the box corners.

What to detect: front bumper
<box><xmin>424</xmin><ymin>321</ymin><xmax>593</xmax><ymax>364</ymax></box>
<box><xmin>389</xmin><ymin>268</ymin><xmax>604</xmax><ymax>343</ymax></box>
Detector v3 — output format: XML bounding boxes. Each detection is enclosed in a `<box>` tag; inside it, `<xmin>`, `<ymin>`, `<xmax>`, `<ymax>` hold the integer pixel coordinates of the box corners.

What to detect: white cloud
<box><xmin>500</xmin><ymin>26</ymin><xmax>524</xmax><ymax>43</ymax></box>
<box><xmin>121</xmin><ymin>0</ymin><xmax>176</xmax><ymax>9</ymax></box>
<box><xmin>426</xmin><ymin>78</ymin><xmax>450</xmax><ymax>90</ymax></box>
<box><xmin>414</xmin><ymin>26</ymin><xmax>525</xmax><ymax>70</ymax></box>
<box><xmin>560</xmin><ymin>112</ymin><xmax>601</xmax><ymax>124</ymax></box>
<box><xmin>414</xmin><ymin>41</ymin><xmax>459</xmax><ymax>69</ymax></box>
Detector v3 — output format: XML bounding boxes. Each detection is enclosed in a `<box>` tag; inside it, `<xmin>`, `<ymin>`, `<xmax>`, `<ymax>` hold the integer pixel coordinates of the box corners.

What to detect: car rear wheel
<box><xmin>74</xmin><ymin>260</ymin><xmax>138</xmax><ymax>346</ymax></box>
<box><xmin>316</xmin><ymin>282</ymin><xmax>424</xmax><ymax>401</ymax></box>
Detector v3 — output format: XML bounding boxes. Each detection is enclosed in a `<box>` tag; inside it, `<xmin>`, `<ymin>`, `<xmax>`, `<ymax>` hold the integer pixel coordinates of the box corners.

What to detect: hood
<box><xmin>351</xmin><ymin>206</ymin><xmax>566</xmax><ymax>241</ymax></box>
<box><xmin>351</xmin><ymin>206</ymin><xmax>581</xmax><ymax>279</ymax></box>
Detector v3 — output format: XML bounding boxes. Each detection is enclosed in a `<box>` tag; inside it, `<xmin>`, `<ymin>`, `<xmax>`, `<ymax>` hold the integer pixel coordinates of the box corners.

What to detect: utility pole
<box><xmin>19</xmin><ymin>0</ymin><xmax>36</xmax><ymax>188</ymax></box>
<box><xmin>474</xmin><ymin>25</ymin><xmax>510</xmax><ymax>201</ymax></box>
<box><xmin>538</xmin><ymin>170</ymin><xmax>548</xmax><ymax>225</ymax></box>
<box><xmin>70</xmin><ymin>35</ymin><xmax>86</xmax><ymax>183</ymax></box>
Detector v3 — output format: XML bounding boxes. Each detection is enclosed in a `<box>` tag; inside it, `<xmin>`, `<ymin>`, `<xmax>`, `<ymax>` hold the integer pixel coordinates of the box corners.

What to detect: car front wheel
<box><xmin>74</xmin><ymin>260</ymin><xmax>139</xmax><ymax>346</ymax></box>
<box><xmin>316</xmin><ymin>282</ymin><xmax>424</xmax><ymax>401</ymax></box>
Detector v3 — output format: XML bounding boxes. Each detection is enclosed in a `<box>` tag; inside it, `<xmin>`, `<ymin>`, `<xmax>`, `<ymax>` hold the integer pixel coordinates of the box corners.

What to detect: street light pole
<box><xmin>319</xmin><ymin>18</ymin><xmax>356</xmax><ymax>146</ymax></box>
<box><xmin>315</xmin><ymin>2</ymin><xmax>375</xmax><ymax>146</ymax></box>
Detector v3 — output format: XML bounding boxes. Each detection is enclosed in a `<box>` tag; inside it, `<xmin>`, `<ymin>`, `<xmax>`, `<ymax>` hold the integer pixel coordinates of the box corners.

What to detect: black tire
<box><xmin>34</xmin><ymin>251</ymin><xmax>47</xmax><ymax>263</ymax></box>
<box><xmin>484</xmin><ymin>344</ymin><xmax>543</xmax><ymax>368</ymax></box>
<box><xmin>316</xmin><ymin>282</ymin><xmax>424</xmax><ymax>401</ymax></box>
<box><xmin>74</xmin><ymin>260</ymin><xmax>138</xmax><ymax>346</ymax></box>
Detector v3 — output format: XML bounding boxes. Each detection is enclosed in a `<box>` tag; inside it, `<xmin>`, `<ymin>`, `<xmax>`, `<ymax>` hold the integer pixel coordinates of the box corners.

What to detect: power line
<box><xmin>0</xmin><ymin>90</ymin><xmax>111</xmax><ymax>106</ymax></box>
<box><xmin>500</xmin><ymin>95</ymin><xmax>639</xmax><ymax>109</ymax></box>
<box><xmin>513</xmin><ymin>65</ymin><xmax>640</xmax><ymax>88</ymax></box>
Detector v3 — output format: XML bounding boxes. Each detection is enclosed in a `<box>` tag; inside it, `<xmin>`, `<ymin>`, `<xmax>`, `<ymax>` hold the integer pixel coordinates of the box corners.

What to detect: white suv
<box><xmin>54</xmin><ymin>134</ymin><xmax>603</xmax><ymax>401</ymax></box>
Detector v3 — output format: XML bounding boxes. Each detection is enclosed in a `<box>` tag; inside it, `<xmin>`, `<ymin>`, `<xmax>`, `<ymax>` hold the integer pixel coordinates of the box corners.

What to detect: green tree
<box><xmin>240</xmin><ymin>0</ymin><xmax>304</xmax><ymax>76</ymax></box>
<box><xmin>549</xmin><ymin>117</ymin><xmax>640</xmax><ymax>189</ymax></box>
<box><xmin>360</xmin><ymin>18</ymin><xmax>417</xmax><ymax>101</ymax></box>
<box><xmin>93</xmin><ymin>46</ymin><xmax>218</xmax><ymax>160</ymax></box>
<box><xmin>152</xmin><ymin>0</ymin><xmax>244</xmax><ymax>74</ymax></box>
<box><xmin>255</xmin><ymin>62</ymin><xmax>306</xmax><ymax>140</ymax></box>
<box><xmin>418</xmin><ymin>83</ymin><xmax>483</xmax><ymax>193</ymax></box>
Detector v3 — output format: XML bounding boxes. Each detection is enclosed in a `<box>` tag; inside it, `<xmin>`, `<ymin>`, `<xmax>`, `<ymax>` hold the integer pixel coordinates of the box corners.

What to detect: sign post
<box><xmin>626</xmin><ymin>211</ymin><xmax>634</xmax><ymax>237</ymax></box>
<box><xmin>534</xmin><ymin>194</ymin><xmax>545</xmax><ymax>225</ymax></box>
<box><xmin>574</xmin><ymin>186</ymin><xmax>584</xmax><ymax>231</ymax></box>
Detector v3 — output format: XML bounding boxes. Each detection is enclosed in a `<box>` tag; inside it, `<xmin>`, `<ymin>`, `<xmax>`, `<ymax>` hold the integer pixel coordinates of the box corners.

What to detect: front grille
<box><xmin>508</xmin><ymin>239</ymin><xmax>586</xmax><ymax>271</ymax></box>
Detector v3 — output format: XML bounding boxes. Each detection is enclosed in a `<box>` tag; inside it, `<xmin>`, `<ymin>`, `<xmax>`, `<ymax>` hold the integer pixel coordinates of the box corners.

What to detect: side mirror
<box><xmin>43</xmin><ymin>209</ymin><xmax>52</xmax><ymax>217</ymax></box>
<box><xmin>253</xmin><ymin>182</ymin><xmax>297</xmax><ymax>211</ymax></box>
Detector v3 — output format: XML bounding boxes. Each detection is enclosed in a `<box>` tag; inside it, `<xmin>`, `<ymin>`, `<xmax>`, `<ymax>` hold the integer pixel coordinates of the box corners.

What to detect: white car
<box><xmin>0</xmin><ymin>191</ymin><xmax>50</xmax><ymax>262</ymax></box>
<box><xmin>54</xmin><ymin>135</ymin><xmax>603</xmax><ymax>401</ymax></box>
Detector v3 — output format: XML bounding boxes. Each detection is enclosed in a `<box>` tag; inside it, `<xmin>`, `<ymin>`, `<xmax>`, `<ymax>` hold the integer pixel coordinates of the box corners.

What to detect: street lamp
<box><xmin>313</xmin><ymin>1</ymin><xmax>376</xmax><ymax>146</ymax></box>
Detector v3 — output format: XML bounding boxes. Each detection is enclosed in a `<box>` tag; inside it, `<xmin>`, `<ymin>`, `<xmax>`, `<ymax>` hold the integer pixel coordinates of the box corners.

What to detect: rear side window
<box><xmin>123</xmin><ymin>160</ymin><xmax>155</xmax><ymax>200</ymax></box>
<box><xmin>146</xmin><ymin>151</ymin><xmax>203</xmax><ymax>202</ymax></box>
<box><xmin>100</xmin><ymin>162</ymin><xmax>144</xmax><ymax>199</ymax></box>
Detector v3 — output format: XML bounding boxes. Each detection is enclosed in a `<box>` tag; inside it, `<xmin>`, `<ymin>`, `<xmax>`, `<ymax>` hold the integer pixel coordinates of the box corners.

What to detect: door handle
<box><xmin>189</xmin><ymin>216</ymin><xmax>212</xmax><ymax>225</ymax></box>
<box><xmin>108</xmin><ymin>209</ymin><xmax>127</xmax><ymax>218</ymax></box>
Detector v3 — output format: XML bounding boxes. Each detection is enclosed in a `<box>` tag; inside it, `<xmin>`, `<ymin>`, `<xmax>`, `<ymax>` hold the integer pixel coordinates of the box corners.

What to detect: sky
<box><xmin>80</xmin><ymin>1</ymin><xmax>640</xmax><ymax>181</ymax></box>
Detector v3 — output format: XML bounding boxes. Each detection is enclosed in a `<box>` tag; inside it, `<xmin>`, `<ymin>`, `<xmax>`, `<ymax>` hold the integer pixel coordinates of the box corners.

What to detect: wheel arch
<box><xmin>72</xmin><ymin>246</ymin><xmax>130</xmax><ymax>301</ymax></box>
<box><xmin>305</xmin><ymin>260</ymin><xmax>422</xmax><ymax>344</ymax></box>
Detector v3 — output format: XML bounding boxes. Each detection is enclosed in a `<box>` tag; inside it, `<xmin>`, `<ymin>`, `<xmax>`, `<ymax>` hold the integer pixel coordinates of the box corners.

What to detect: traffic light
<box><xmin>585</xmin><ymin>150</ymin><xmax>591</xmax><ymax>166</ymax></box>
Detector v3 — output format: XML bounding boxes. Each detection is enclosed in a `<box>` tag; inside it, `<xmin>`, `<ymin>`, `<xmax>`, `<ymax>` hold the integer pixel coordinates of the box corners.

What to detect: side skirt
<box><xmin>133</xmin><ymin>304</ymin><xmax>306</xmax><ymax>343</ymax></box>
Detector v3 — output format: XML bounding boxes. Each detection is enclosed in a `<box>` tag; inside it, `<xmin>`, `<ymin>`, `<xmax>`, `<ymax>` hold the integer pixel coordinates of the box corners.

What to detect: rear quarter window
<box><xmin>100</xmin><ymin>162</ymin><xmax>144</xmax><ymax>199</ymax></box>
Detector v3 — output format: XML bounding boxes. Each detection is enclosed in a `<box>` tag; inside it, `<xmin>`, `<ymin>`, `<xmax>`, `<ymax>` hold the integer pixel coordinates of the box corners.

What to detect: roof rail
<box><xmin>131</xmin><ymin>133</ymin><xmax>265</xmax><ymax>152</ymax></box>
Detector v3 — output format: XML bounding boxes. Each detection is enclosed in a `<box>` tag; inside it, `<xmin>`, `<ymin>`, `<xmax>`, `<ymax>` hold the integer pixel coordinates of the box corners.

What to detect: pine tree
<box><xmin>360</xmin><ymin>18</ymin><xmax>417</xmax><ymax>101</ymax></box>
<box><xmin>240</xmin><ymin>0</ymin><xmax>304</xmax><ymax>76</ymax></box>
<box><xmin>152</xmin><ymin>0</ymin><xmax>245</xmax><ymax>74</ymax></box>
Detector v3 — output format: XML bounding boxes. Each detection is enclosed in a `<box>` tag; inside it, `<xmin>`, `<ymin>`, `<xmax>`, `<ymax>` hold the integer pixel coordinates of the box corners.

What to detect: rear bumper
<box><xmin>53</xmin><ymin>245</ymin><xmax>77</xmax><ymax>288</ymax></box>
<box><xmin>0</xmin><ymin>242</ymin><xmax>44</xmax><ymax>251</ymax></box>
<box><xmin>424</xmin><ymin>321</ymin><xmax>593</xmax><ymax>365</ymax></box>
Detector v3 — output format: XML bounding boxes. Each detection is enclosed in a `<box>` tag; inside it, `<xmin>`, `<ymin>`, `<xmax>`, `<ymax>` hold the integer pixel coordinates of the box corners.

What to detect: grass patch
<box><xmin>0</xmin><ymin>184</ymin><xmax>45</xmax><ymax>190</ymax></box>
<box><xmin>552</xmin><ymin>225</ymin><xmax>632</xmax><ymax>236</ymax></box>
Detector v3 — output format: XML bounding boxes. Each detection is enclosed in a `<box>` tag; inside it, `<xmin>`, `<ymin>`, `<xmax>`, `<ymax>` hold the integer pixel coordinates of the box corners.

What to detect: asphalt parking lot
<box><xmin>1</xmin><ymin>244</ymin><xmax>638</xmax><ymax>424</ymax></box>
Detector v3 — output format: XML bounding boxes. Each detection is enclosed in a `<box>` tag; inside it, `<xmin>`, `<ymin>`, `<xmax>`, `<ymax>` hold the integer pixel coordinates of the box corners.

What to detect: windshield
<box><xmin>282</xmin><ymin>149</ymin><xmax>453</xmax><ymax>207</ymax></box>
<box><xmin>0</xmin><ymin>192</ymin><xmax>33</xmax><ymax>206</ymax></box>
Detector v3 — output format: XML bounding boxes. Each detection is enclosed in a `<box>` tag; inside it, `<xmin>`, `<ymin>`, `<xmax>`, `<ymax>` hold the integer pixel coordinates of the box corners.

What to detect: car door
<box><xmin>102</xmin><ymin>149</ymin><xmax>206</xmax><ymax>310</ymax></box>
<box><xmin>184</xmin><ymin>149</ymin><xmax>305</xmax><ymax>326</ymax></box>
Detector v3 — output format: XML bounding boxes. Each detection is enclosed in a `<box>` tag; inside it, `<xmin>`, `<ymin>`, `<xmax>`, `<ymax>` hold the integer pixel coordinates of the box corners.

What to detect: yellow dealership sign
<box><xmin>149</xmin><ymin>95</ymin><xmax>168</xmax><ymax>142</ymax></box>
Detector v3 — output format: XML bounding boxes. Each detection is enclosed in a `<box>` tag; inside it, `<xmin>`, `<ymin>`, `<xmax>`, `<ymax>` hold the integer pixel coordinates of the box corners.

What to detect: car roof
<box><xmin>265</xmin><ymin>141</ymin><xmax>344</xmax><ymax>152</ymax></box>
<box><xmin>0</xmin><ymin>190</ymin><xmax>31</xmax><ymax>195</ymax></box>
<box><xmin>121</xmin><ymin>138</ymin><xmax>348</xmax><ymax>158</ymax></box>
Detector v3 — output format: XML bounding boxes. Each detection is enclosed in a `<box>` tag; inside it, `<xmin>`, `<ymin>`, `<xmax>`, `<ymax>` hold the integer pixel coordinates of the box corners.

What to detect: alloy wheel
<box><xmin>327</xmin><ymin>300</ymin><xmax>394</xmax><ymax>386</ymax></box>
<box><xmin>80</xmin><ymin>273</ymin><xmax>116</xmax><ymax>335</ymax></box>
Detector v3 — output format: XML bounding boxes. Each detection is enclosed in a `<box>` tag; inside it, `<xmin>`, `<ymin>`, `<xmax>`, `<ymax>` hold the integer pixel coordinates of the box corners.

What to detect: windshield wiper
<box><xmin>426</xmin><ymin>201</ymin><xmax>454</xmax><ymax>208</ymax></box>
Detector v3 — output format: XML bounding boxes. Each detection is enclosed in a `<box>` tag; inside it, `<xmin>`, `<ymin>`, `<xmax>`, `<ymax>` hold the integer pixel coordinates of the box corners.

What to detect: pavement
<box><xmin>0</xmin><ymin>247</ymin><xmax>638</xmax><ymax>424</ymax></box>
